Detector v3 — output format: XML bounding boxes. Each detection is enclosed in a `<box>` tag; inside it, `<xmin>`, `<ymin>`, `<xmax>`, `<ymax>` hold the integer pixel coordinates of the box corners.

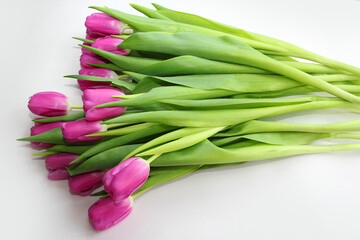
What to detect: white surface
<box><xmin>2</xmin><ymin>0</ymin><xmax>360</xmax><ymax>239</ymax></box>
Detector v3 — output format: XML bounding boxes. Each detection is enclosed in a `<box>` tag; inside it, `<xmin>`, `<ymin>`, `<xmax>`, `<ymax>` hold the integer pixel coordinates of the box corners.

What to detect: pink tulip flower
<box><xmin>45</xmin><ymin>153</ymin><xmax>79</xmax><ymax>180</ymax></box>
<box><xmin>68</xmin><ymin>171</ymin><xmax>105</xmax><ymax>196</ymax></box>
<box><xmin>78</xmin><ymin>68</ymin><xmax>117</xmax><ymax>90</ymax></box>
<box><xmin>103</xmin><ymin>157</ymin><xmax>150</xmax><ymax>203</ymax></box>
<box><xmin>28</xmin><ymin>92</ymin><xmax>70</xmax><ymax>117</ymax></box>
<box><xmin>62</xmin><ymin>119</ymin><xmax>106</xmax><ymax>142</ymax></box>
<box><xmin>85</xmin><ymin>13</ymin><xmax>126</xmax><ymax>37</ymax></box>
<box><xmin>88</xmin><ymin>196</ymin><xmax>133</xmax><ymax>230</ymax></box>
<box><xmin>82</xmin><ymin>42</ymin><xmax>94</xmax><ymax>55</ymax></box>
<box><xmin>80</xmin><ymin>54</ymin><xmax>108</xmax><ymax>69</ymax></box>
<box><xmin>81</xmin><ymin>33</ymin><xmax>97</xmax><ymax>55</ymax></box>
<box><xmin>82</xmin><ymin>87</ymin><xmax>125</xmax><ymax>121</ymax></box>
<box><xmin>90</xmin><ymin>36</ymin><xmax>129</xmax><ymax>57</ymax></box>
<box><xmin>30</xmin><ymin>121</ymin><xmax>64</xmax><ymax>149</ymax></box>
<box><xmin>48</xmin><ymin>169</ymin><xmax>71</xmax><ymax>181</ymax></box>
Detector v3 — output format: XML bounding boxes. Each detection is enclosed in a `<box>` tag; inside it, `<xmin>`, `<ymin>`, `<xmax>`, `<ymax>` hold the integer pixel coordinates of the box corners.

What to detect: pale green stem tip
<box><xmin>146</xmin><ymin>154</ymin><xmax>161</xmax><ymax>164</ymax></box>
<box><xmin>71</xmin><ymin>105</ymin><xmax>83</xmax><ymax>109</ymax></box>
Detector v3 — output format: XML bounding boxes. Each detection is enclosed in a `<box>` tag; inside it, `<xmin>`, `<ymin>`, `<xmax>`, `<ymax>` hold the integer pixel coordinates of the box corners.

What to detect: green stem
<box><xmin>251</xmin><ymin>34</ymin><xmax>360</xmax><ymax>76</ymax></box>
<box><xmin>258</xmin><ymin>57</ymin><xmax>360</xmax><ymax>103</ymax></box>
<box><xmin>217</xmin><ymin>119</ymin><xmax>360</xmax><ymax>137</ymax></box>
<box><xmin>104</xmin><ymin>101</ymin><xmax>346</xmax><ymax>127</ymax></box>
<box><xmin>106</xmin><ymin>123</ymin><xmax>132</xmax><ymax>129</ymax></box>
<box><xmin>87</xmin><ymin>122</ymin><xmax>157</xmax><ymax>136</ymax></box>
<box><xmin>111</xmin><ymin>35</ymin><xmax>129</xmax><ymax>40</ymax></box>
<box><xmin>117</xmin><ymin>74</ymin><xmax>129</xmax><ymax>79</ymax></box>
<box><xmin>331</xmin><ymin>132</ymin><xmax>360</xmax><ymax>140</ymax></box>
<box><xmin>112</xmin><ymin>93</ymin><xmax>144</xmax><ymax>99</ymax></box>
<box><xmin>32</xmin><ymin>151</ymin><xmax>58</xmax><ymax>156</ymax></box>
<box><xmin>147</xmin><ymin>154</ymin><xmax>161</xmax><ymax>164</ymax></box>
<box><xmin>288</xmin><ymin>48</ymin><xmax>360</xmax><ymax>77</ymax></box>
<box><xmin>70</xmin><ymin>105</ymin><xmax>83</xmax><ymax>109</ymax></box>
<box><xmin>123</xmin><ymin>127</ymin><xmax>208</xmax><ymax>160</ymax></box>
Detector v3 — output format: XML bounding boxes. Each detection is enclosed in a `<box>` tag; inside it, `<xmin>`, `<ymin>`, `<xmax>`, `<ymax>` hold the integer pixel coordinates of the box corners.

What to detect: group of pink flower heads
<box><xmin>26</xmin><ymin>13</ymin><xmax>148</xmax><ymax>230</ymax></box>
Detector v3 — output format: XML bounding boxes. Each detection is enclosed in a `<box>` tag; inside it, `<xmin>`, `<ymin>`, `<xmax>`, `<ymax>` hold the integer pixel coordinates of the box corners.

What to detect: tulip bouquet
<box><xmin>18</xmin><ymin>3</ymin><xmax>360</xmax><ymax>231</ymax></box>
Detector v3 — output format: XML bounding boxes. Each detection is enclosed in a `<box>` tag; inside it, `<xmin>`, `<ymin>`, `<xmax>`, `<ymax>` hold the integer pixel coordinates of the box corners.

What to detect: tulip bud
<box><xmin>86</xmin><ymin>29</ymin><xmax>102</xmax><ymax>39</ymax></box>
<box><xmin>103</xmin><ymin>157</ymin><xmax>150</xmax><ymax>203</ymax></box>
<box><xmin>90</xmin><ymin>36</ymin><xmax>129</xmax><ymax>57</ymax></box>
<box><xmin>62</xmin><ymin>119</ymin><xmax>107</xmax><ymax>142</ymax></box>
<box><xmin>85</xmin><ymin>13</ymin><xmax>126</xmax><ymax>37</ymax></box>
<box><xmin>68</xmin><ymin>171</ymin><xmax>104</xmax><ymax>196</ymax></box>
<box><xmin>82</xmin><ymin>42</ymin><xmax>93</xmax><ymax>55</ymax></box>
<box><xmin>82</xmin><ymin>87</ymin><xmax>126</xmax><ymax>121</ymax></box>
<box><xmin>30</xmin><ymin>121</ymin><xmax>64</xmax><ymax>149</ymax></box>
<box><xmin>48</xmin><ymin>169</ymin><xmax>70</xmax><ymax>181</ymax></box>
<box><xmin>78</xmin><ymin>68</ymin><xmax>117</xmax><ymax>90</ymax></box>
<box><xmin>28</xmin><ymin>92</ymin><xmax>71</xmax><ymax>117</ymax></box>
<box><xmin>81</xmin><ymin>33</ymin><xmax>97</xmax><ymax>55</ymax></box>
<box><xmin>45</xmin><ymin>153</ymin><xmax>79</xmax><ymax>180</ymax></box>
<box><xmin>80</xmin><ymin>54</ymin><xmax>108</xmax><ymax>69</ymax></box>
<box><xmin>88</xmin><ymin>196</ymin><xmax>133</xmax><ymax>231</ymax></box>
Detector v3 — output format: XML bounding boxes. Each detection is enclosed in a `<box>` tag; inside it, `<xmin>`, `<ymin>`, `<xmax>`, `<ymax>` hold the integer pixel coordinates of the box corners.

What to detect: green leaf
<box><xmin>120</xmin><ymin>32</ymin><xmax>360</xmax><ymax>103</ymax></box>
<box><xmin>156</xmin><ymin>9</ymin><xmax>257</xmax><ymax>40</ymax></box>
<box><xmin>47</xmin><ymin>145</ymin><xmax>94</xmax><ymax>154</ymax></box>
<box><xmin>137</xmin><ymin>127</ymin><xmax>225</xmax><ymax>156</ymax></box>
<box><xmin>134</xmin><ymin>165</ymin><xmax>201</xmax><ymax>196</ymax></box>
<box><xmin>90</xmin><ymin>6</ymin><xmax>286</xmax><ymax>52</ymax></box>
<box><xmin>90</xmin><ymin>190</ymin><xmax>107</xmax><ymax>196</ymax></box>
<box><xmin>151</xmin><ymin>6</ymin><xmax>360</xmax><ymax>76</ymax></box>
<box><xmin>86</xmin><ymin>63</ymin><xmax>124</xmax><ymax>71</ymax></box>
<box><xmin>67</xmin><ymin>144</ymin><xmax>141</xmax><ymax>175</ymax></box>
<box><xmin>131</xmin><ymin>73</ymin><xmax>301</xmax><ymax>93</ymax></box>
<box><xmin>33</xmin><ymin>111</ymin><xmax>85</xmax><ymax>123</ymax></box>
<box><xmin>123</xmin><ymin>127</ymin><xmax>212</xmax><ymax>160</ymax></box>
<box><xmin>104</xmin><ymin>101</ymin><xmax>345</xmax><ymax>127</ymax></box>
<box><xmin>242</xmin><ymin>132</ymin><xmax>330</xmax><ymax>145</ymax></box>
<box><xmin>71</xmin><ymin>124</ymin><xmax>176</xmax><ymax>164</ymax></box>
<box><xmin>65</xmin><ymin>74</ymin><xmax>136</xmax><ymax>91</ymax></box>
<box><xmin>32</xmin><ymin>151</ymin><xmax>58</xmax><ymax>156</ymax></box>
<box><xmin>80</xmin><ymin>44</ymin><xmax>160</xmax><ymax>72</ymax></box>
<box><xmin>152</xmin><ymin>140</ymin><xmax>360</xmax><ymax>166</ymax></box>
<box><xmin>159</xmin><ymin>96</ymin><xmax>330</xmax><ymax>109</ymax></box>
<box><xmin>130</xmin><ymin>4</ymin><xmax>172</xmax><ymax>21</ymax></box>
<box><xmin>17</xmin><ymin>127</ymin><xmax>65</xmax><ymax>144</ymax></box>
<box><xmin>72</xmin><ymin>37</ymin><xmax>94</xmax><ymax>44</ymax></box>
<box><xmin>141</xmin><ymin>55</ymin><xmax>269</xmax><ymax>75</ymax></box>
<box><xmin>96</xmin><ymin>86</ymin><xmax>237</xmax><ymax>111</ymax></box>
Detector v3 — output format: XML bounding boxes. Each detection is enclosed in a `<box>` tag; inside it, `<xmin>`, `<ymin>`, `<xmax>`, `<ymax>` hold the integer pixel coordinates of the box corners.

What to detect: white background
<box><xmin>2</xmin><ymin>0</ymin><xmax>360</xmax><ymax>239</ymax></box>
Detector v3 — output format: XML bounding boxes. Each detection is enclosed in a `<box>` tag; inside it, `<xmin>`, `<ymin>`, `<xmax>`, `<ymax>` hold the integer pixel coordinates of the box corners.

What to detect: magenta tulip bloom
<box><xmin>78</xmin><ymin>68</ymin><xmax>117</xmax><ymax>90</ymax></box>
<box><xmin>86</xmin><ymin>29</ymin><xmax>102</xmax><ymax>39</ymax></box>
<box><xmin>81</xmin><ymin>33</ymin><xmax>97</xmax><ymax>55</ymax></box>
<box><xmin>90</xmin><ymin>36</ymin><xmax>129</xmax><ymax>57</ymax></box>
<box><xmin>82</xmin><ymin>42</ymin><xmax>93</xmax><ymax>55</ymax></box>
<box><xmin>103</xmin><ymin>157</ymin><xmax>150</xmax><ymax>203</ymax></box>
<box><xmin>62</xmin><ymin>119</ymin><xmax>106</xmax><ymax>142</ymax></box>
<box><xmin>85</xmin><ymin>13</ymin><xmax>126</xmax><ymax>37</ymax></box>
<box><xmin>48</xmin><ymin>169</ymin><xmax>70</xmax><ymax>181</ymax></box>
<box><xmin>30</xmin><ymin>121</ymin><xmax>64</xmax><ymax>149</ymax></box>
<box><xmin>45</xmin><ymin>153</ymin><xmax>78</xmax><ymax>180</ymax></box>
<box><xmin>28</xmin><ymin>92</ymin><xmax>70</xmax><ymax>117</ymax></box>
<box><xmin>88</xmin><ymin>196</ymin><xmax>133</xmax><ymax>230</ymax></box>
<box><xmin>80</xmin><ymin>54</ymin><xmax>108</xmax><ymax>69</ymax></box>
<box><xmin>68</xmin><ymin>171</ymin><xmax>105</xmax><ymax>196</ymax></box>
<box><xmin>82</xmin><ymin>87</ymin><xmax>126</xmax><ymax>121</ymax></box>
